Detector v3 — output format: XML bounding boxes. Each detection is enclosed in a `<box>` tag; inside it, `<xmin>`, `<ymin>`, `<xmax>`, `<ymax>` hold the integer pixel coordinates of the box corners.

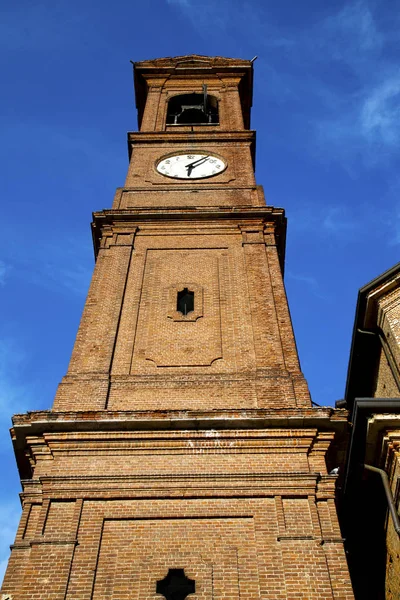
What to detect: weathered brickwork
<box><xmin>53</xmin><ymin>214</ymin><xmax>311</xmax><ymax>413</ymax></box>
<box><xmin>374</xmin><ymin>347</ymin><xmax>400</xmax><ymax>397</ymax></box>
<box><xmin>1</xmin><ymin>55</ymin><xmax>354</xmax><ymax>599</ymax></box>
<box><xmin>4</xmin><ymin>411</ymin><xmax>353</xmax><ymax>599</ymax></box>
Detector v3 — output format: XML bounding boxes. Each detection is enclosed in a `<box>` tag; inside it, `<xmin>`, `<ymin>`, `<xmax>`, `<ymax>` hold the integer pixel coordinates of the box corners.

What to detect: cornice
<box><xmin>12</xmin><ymin>407</ymin><xmax>348</xmax><ymax>433</ymax></box>
<box><xmin>32</xmin><ymin>472</ymin><xmax>325</xmax><ymax>499</ymax></box>
<box><xmin>127</xmin><ymin>130</ymin><xmax>256</xmax><ymax>163</ymax></box>
<box><xmin>91</xmin><ymin>205</ymin><xmax>287</xmax><ymax>258</ymax></box>
<box><xmin>92</xmin><ymin>205</ymin><xmax>285</xmax><ymax>223</ymax></box>
<box><xmin>19</xmin><ymin>471</ymin><xmax>338</xmax><ymax>502</ymax></box>
<box><xmin>128</xmin><ymin>130</ymin><xmax>255</xmax><ymax>143</ymax></box>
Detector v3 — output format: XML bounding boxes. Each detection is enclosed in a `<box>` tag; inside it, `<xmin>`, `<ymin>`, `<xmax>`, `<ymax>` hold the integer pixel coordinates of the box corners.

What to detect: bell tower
<box><xmin>2</xmin><ymin>56</ymin><xmax>354</xmax><ymax>599</ymax></box>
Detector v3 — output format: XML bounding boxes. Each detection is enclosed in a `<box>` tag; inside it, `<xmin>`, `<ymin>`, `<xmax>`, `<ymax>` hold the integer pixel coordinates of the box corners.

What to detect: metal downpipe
<box><xmin>364</xmin><ymin>463</ymin><xmax>400</xmax><ymax>536</ymax></box>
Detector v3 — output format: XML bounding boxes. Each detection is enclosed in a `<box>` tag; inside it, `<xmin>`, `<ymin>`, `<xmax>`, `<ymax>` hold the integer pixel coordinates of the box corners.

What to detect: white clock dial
<box><xmin>156</xmin><ymin>153</ymin><xmax>226</xmax><ymax>179</ymax></box>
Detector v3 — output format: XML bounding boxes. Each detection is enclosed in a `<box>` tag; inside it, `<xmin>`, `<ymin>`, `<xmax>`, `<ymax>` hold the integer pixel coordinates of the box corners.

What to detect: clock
<box><xmin>156</xmin><ymin>153</ymin><xmax>227</xmax><ymax>179</ymax></box>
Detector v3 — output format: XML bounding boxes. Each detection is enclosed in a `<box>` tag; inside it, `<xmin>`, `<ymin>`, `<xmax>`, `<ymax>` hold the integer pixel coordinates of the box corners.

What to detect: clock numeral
<box><xmin>165</xmin><ymin>160</ymin><xmax>171</xmax><ymax>164</ymax></box>
<box><xmin>187</xmin><ymin>155</ymin><xmax>194</xmax><ymax>159</ymax></box>
<box><xmin>216</xmin><ymin>164</ymin><xmax>221</xmax><ymax>169</ymax></box>
<box><xmin>176</xmin><ymin>156</ymin><xmax>180</xmax><ymax>160</ymax></box>
<box><xmin>209</xmin><ymin>159</ymin><xmax>216</xmax><ymax>163</ymax></box>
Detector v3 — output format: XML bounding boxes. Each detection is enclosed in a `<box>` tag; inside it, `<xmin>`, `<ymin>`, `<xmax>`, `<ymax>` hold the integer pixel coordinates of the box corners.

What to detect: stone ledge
<box><xmin>11</xmin><ymin>539</ymin><xmax>77</xmax><ymax>549</ymax></box>
<box><xmin>12</xmin><ymin>407</ymin><xmax>348</xmax><ymax>428</ymax></box>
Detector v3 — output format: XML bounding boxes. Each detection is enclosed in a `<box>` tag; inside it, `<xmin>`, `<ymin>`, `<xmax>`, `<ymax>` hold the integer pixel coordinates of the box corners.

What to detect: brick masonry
<box><xmin>1</xmin><ymin>55</ymin><xmax>354</xmax><ymax>599</ymax></box>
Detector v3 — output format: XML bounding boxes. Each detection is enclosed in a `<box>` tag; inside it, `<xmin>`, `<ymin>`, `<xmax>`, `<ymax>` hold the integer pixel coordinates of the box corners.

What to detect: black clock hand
<box><xmin>185</xmin><ymin>156</ymin><xmax>210</xmax><ymax>177</ymax></box>
<box><xmin>185</xmin><ymin>156</ymin><xmax>210</xmax><ymax>169</ymax></box>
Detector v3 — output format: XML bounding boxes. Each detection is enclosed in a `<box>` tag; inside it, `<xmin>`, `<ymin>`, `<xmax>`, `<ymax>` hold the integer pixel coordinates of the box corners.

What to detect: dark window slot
<box><xmin>177</xmin><ymin>289</ymin><xmax>194</xmax><ymax>315</ymax></box>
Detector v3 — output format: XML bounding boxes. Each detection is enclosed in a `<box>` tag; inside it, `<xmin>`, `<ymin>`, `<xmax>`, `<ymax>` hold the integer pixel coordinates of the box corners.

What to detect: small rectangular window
<box><xmin>177</xmin><ymin>288</ymin><xmax>194</xmax><ymax>315</ymax></box>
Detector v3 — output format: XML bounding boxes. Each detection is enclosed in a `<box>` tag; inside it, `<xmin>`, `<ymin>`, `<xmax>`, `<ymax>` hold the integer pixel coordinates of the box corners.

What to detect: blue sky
<box><xmin>1</xmin><ymin>0</ymin><xmax>400</xmax><ymax>581</ymax></box>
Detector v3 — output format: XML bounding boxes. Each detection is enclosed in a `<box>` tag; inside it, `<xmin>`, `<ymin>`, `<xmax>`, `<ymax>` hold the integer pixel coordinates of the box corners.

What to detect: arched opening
<box><xmin>166</xmin><ymin>93</ymin><xmax>219</xmax><ymax>125</ymax></box>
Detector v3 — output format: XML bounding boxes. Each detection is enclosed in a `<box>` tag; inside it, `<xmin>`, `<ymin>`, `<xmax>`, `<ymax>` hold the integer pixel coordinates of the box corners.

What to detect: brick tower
<box><xmin>2</xmin><ymin>56</ymin><xmax>354</xmax><ymax>599</ymax></box>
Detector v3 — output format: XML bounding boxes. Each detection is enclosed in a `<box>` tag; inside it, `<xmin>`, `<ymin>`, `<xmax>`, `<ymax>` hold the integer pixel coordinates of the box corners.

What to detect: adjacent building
<box><xmin>340</xmin><ymin>262</ymin><xmax>400</xmax><ymax>600</ymax></box>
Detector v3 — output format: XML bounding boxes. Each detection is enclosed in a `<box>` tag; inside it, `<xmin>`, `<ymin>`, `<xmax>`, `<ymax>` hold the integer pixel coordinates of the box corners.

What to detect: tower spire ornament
<box><xmin>1</xmin><ymin>55</ymin><xmax>354</xmax><ymax>599</ymax></box>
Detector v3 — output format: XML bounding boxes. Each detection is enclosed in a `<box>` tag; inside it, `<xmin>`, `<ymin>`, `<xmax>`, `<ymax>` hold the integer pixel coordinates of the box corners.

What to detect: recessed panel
<box><xmin>92</xmin><ymin>518</ymin><xmax>259</xmax><ymax>600</ymax></box>
<box><xmin>132</xmin><ymin>249</ymin><xmax>226</xmax><ymax>368</ymax></box>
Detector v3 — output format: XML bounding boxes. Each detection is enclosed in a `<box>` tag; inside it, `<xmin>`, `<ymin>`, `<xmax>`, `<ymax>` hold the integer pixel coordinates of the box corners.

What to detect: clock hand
<box><xmin>185</xmin><ymin>156</ymin><xmax>210</xmax><ymax>177</ymax></box>
<box><xmin>185</xmin><ymin>156</ymin><xmax>210</xmax><ymax>170</ymax></box>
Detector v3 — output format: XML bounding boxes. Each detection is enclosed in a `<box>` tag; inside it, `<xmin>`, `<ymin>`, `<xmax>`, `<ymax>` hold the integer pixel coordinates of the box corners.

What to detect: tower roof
<box><xmin>134</xmin><ymin>54</ymin><xmax>253</xmax><ymax>69</ymax></box>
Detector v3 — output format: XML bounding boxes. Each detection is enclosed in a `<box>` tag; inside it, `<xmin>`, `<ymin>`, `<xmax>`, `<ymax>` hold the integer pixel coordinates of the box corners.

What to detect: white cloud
<box><xmin>166</xmin><ymin>0</ymin><xmax>192</xmax><ymax>5</ymax></box>
<box><xmin>166</xmin><ymin>0</ymin><xmax>228</xmax><ymax>32</ymax></box>
<box><xmin>377</xmin><ymin>179</ymin><xmax>400</xmax><ymax>246</ymax></box>
<box><xmin>321</xmin><ymin>0</ymin><xmax>383</xmax><ymax>57</ymax></box>
<box><xmin>314</xmin><ymin>71</ymin><xmax>400</xmax><ymax>166</ymax></box>
<box><xmin>322</xmin><ymin>206</ymin><xmax>359</xmax><ymax>234</ymax></box>
<box><xmin>307</xmin><ymin>2</ymin><xmax>400</xmax><ymax>162</ymax></box>
<box><xmin>286</xmin><ymin>271</ymin><xmax>327</xmax><ymax>299</ymax></box>
<box><xmin>360</xmin><ymin>75</ymin><xmax>400</xmax><ymax>145</ymax></box>
<box><xmin>288</xmin><ymin>203</ymin><xmax>361</xmax><ymax>241</ymax></box>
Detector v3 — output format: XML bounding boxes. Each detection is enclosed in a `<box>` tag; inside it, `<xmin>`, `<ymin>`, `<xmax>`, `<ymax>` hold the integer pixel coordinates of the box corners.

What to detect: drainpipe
<box><xmin>342</xmin><ymin>399</ymin><xmax>400</xmax><ymax>499</ymax></box>
<box><xmin>364</xmin><ymin>463</ymin><xmax>400</xmax><ymax>536</ymax></box>
<box><xmin>356</xmin><ymin>327</ymin><xmax>400</xmax><ymax>392</ymax></box>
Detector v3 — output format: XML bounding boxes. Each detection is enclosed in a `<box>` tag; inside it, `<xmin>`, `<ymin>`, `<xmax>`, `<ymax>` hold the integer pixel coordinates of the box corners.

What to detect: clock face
<box><xmin>156</xmin><ymin>153</ymin><xmax>226</xmax><ymax>179</ymax></box>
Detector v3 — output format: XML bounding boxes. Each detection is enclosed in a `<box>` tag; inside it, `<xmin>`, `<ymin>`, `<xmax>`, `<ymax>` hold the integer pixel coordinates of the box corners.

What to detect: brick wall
<box><xmin>53</xmin><ymin>212</ymin><xmax>310</xmax><ymax>413</ymax></box>
<box><xmin>2</xmin><ymin>416</ymin><xmax>353</xmax><ymax>600</ymax></box>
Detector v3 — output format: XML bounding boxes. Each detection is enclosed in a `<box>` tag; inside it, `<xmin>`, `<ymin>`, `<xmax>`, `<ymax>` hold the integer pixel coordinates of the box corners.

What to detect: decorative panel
<box><xmin>92</xmin><ymin>518</ymin><xmax>259</xmax><ymax>600</ymax></box>
<box><xmin>132</xmin><ymin>249</ymin><xmax>226</xmax><ymax>368</ymax></box>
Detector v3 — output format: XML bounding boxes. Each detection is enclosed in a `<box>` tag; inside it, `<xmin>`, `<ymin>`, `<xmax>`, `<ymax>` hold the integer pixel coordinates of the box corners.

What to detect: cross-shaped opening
<box><xmin>156</xmin><ymin>568</ymin><xmax>195</xmax><ymax>600</ymax></box>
